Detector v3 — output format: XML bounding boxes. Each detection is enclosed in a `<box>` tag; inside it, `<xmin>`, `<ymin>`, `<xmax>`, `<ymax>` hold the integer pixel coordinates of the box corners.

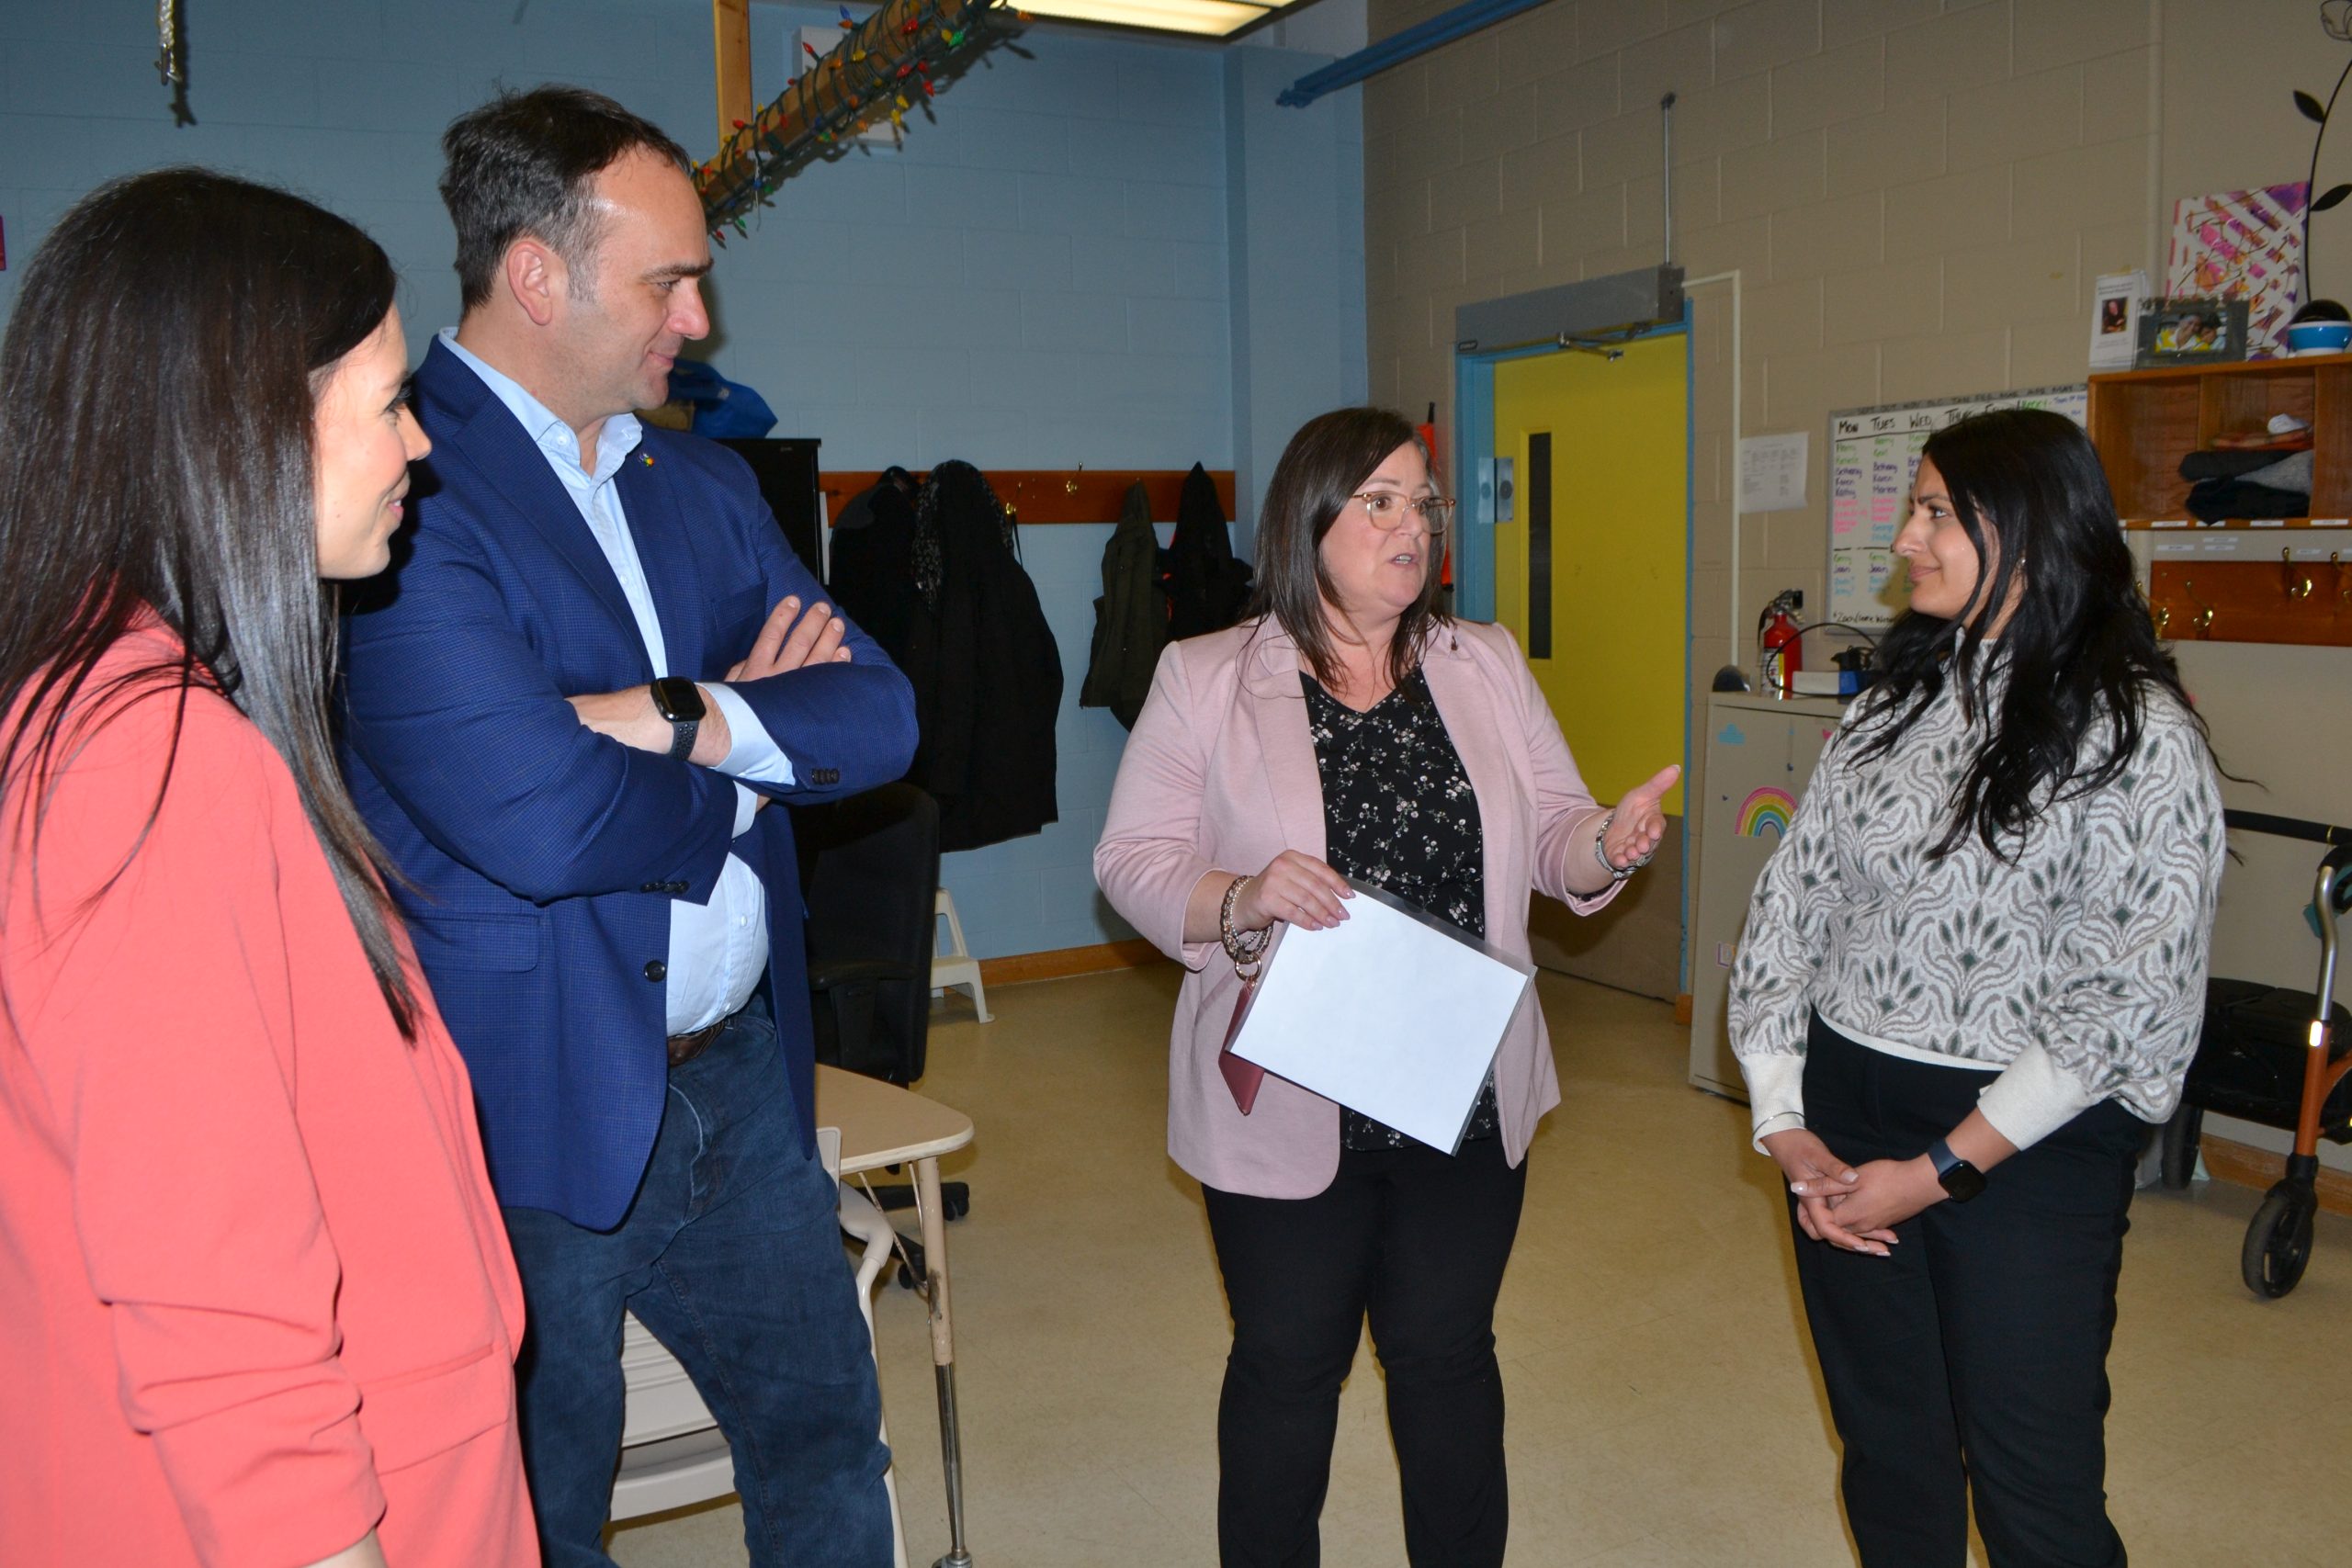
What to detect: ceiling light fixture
<box><xmin>1012</xmin><ymin>0</ymin><xmax>1284</xmax><ymax>39</ymax></box>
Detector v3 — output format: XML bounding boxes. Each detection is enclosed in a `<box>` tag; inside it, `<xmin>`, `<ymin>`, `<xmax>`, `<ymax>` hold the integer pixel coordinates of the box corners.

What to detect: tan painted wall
<box><xmin>1369</xmin><ymin>0</ymin><xmax>2352</xmax><ymax>1162</ymax></box>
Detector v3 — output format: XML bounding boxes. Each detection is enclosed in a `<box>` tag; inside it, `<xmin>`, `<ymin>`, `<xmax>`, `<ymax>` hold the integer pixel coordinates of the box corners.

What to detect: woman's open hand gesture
<box><xmin>1601</xmin><ymin>764</ymin><xmax>1680</xmax><ymax>871</ymax></box>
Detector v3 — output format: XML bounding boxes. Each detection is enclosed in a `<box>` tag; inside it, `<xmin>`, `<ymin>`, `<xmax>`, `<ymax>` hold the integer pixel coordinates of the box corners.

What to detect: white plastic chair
<box><xmin>611</xmin><ymin>1126</ymin><xmax>910</xmax><ymax>1566</ymax></box>
<box><xmin>931</xmin><ymin>887</ymin><xmax>990</xmax><ymax>1022</ymax></box>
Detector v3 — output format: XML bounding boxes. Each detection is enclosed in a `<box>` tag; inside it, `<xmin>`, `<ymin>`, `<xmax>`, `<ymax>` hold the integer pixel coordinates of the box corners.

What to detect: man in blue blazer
<box><xmin>341</xmin><ymin>87</ymin><xmax>912</xmax><ymax>1567</ymax></box>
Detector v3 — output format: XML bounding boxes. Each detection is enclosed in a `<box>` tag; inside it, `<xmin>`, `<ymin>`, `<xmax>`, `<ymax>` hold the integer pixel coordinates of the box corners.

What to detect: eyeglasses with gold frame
<box><xmin>1351</xmin><ymin>491</ymin><xmax>1454</xmax><ymax>536</ymax></box>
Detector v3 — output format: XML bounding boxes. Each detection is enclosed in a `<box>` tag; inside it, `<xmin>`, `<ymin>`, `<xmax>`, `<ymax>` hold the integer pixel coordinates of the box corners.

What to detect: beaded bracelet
<box><xmin>1219</xmin><ymin>874</ymin><xmax>1270</xmax><ymax>977</ymax></box>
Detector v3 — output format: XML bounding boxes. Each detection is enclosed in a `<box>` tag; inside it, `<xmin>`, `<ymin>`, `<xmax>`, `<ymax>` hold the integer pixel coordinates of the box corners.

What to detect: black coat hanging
<box><xmin>1080</xmin><ymin>479</ymin><xmax>1167</xmax><ymax>729</ymax></box>
<box><xmin>901</xmin><ymin>461</ymin><xmax>1064</xmax><ymax>852</ymax></box>
<box><xmin>1162</xmin><ymin>461</ymin><xmax>1251</xmax><ymax>639</ymax></box>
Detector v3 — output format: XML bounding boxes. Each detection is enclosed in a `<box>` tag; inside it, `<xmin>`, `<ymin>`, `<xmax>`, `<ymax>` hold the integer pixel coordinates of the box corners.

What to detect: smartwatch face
<box><xmin>651</xmin><ymin>677</ymin><xmax>706</xmax><ymax>723</ymax></box>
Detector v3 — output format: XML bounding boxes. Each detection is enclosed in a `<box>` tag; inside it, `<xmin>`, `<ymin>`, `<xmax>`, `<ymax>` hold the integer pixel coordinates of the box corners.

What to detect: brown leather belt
<box><xmin>666</xmin><ymin>1019</ymin><xmax>727</xmax><ymax>1069</ymax></box>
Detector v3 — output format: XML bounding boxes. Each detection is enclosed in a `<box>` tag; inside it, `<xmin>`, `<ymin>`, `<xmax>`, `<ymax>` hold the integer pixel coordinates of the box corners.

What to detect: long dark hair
<box><xmin>0</xmin><ymin>168</ymin><xmax>420</xmax><ymax>1033</ymax></box>
<box><xmin>1849</xmin><ymin>407</ymin><xmax>2209</xmax><ymax>860</ymax></box>
<box><xmin>1249</xmin><ymin>407</ymin><xmax>1450</xmax><ymax>691</ymax></box>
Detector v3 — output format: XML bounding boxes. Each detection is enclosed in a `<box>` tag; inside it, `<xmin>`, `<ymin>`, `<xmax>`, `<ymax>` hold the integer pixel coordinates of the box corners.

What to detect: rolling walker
<box><xmin>2158</xmin><ymin>810</ymin><xmax>2352</xmax><ymax>1298</ymax></box>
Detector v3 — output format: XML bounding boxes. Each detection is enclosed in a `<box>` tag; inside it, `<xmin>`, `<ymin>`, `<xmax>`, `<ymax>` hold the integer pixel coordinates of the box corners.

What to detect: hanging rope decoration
<box><xmin>154</xmin><ymin>0</ymin><xmax>193</xmax><ymax>124</ymax></box>
<box><xmin>695</xmin><ymin>0</ymin><xmax>1015</xmax><ymax>239</ymax></box>
<box><xmin>154</xmin><ymin>0</ymin><xmax>183</xmax><ymax>85</ymax></box>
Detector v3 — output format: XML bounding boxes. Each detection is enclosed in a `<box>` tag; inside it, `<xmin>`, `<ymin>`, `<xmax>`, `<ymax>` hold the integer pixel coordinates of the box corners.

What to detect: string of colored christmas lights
<box><xmin>695</xmin><ymin>0</ymin><xmax>1015</xmax><ymax>238</ymax></box>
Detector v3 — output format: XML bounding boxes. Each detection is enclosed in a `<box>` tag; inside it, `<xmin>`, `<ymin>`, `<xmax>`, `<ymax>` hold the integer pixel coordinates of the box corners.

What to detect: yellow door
<box><xmin>1491</xmin><ymin>338</ymin><xmax>1686</xmax><ymax>816</ymax></box>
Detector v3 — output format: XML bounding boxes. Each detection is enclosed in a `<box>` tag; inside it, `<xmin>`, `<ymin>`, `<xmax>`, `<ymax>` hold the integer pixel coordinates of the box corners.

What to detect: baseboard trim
<box><xmin>2199</xmin><ymin>1133</ymin><xmax>2352</xmax><ymax>1217</ymax></box>
<box><xmin>977</xmin><ymin>938</ymin><xmax>1164</xmax><ymax>987</ymax></box>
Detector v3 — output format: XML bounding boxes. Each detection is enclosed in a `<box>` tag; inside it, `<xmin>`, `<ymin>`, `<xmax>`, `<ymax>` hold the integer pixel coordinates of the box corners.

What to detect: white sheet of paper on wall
<box><xmin>1737</xmin><ymin>431</ymin><xmax>1809</xmax><ymax>513</ymax></box>
<box><xmin>1227</xmin><ymin>885</ymin><xmax>1534</xmax><ymax>1154</ymax></box>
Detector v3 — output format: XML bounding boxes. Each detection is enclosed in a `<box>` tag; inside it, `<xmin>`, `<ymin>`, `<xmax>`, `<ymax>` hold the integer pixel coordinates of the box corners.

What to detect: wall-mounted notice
<box><xmin>1826</xmin><ymin>384</ymin><xmax>2087</xmax><ymax>629</ymax></box>
<box><xmin>1737</xmin><ymin>431</ymin><xmax>1809</xmax><ymax>513</ymax></box>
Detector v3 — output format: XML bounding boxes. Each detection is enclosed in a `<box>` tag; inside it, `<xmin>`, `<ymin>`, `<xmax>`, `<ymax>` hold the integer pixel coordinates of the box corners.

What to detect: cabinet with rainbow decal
<box><xmin>1689</xmin><ymin>694</ymin><xmax>1848</xmax><ymax>1100</ymax></box>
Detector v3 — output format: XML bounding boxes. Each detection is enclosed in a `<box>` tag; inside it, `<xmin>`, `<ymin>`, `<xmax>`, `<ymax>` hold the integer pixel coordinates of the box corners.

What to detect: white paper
<box><xmin>1737</xmin><ymin>431</ymin><xmax>1809</xmax><ymax>513</ymax></box>
<box><xmin>2090</xmin><ymin>270</ymin><xmax>2149</xmax><ymax>370</ymax></box>
<box><xmin>1228</xmin><ymin>886</ymin><xmax>1534</xmax><ymax>1152</ymax></box>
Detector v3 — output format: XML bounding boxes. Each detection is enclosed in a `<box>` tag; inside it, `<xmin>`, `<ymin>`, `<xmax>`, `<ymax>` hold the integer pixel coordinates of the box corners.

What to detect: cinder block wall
<box><xmin>1364</xmin><ymin>0</ymin><xmax>2165</xmax><ymax>836</ymax></box>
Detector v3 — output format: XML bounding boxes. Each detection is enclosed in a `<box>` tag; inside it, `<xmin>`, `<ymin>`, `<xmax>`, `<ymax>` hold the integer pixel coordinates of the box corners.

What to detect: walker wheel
<box><xmin>2159</xmin><ymin>1104</ymin><xmax>2203</xmax><ymax>1190</ymax></box>
<box><xmin>2242</xmin><ymin>1185</ymin><xmax>2316</xmax><ymax>1298</ymax></box>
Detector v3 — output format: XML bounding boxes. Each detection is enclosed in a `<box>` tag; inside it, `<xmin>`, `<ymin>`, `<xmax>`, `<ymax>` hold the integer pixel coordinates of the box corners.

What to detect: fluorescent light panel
<box><xmin>1012</xmin><ymin>0</ymin><xmax>1280</xmax><ymax>37</ymax></box>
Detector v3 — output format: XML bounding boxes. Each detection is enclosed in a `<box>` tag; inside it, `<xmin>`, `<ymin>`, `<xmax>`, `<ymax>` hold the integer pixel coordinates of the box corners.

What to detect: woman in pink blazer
<box><xmin>1096</xmin><ymin>408</ymin><xmax>1678</xmax><ymax>1567</ymax></box>
<box><xmin>0</xmin><ymin>172</ymin><xmax>536</xmax><ymax>1567</ymax></box>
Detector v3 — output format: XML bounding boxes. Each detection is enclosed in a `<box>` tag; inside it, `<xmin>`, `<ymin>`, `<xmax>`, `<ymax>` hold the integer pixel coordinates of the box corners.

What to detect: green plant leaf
<box><xmin>2298</xmin><ymin>89</ymin><xmax>2329</xmax><ymax>122</ymax></box>
<box><xmin>2313</xmin><ymin>182</ymin><xmax>2352</xmax><ymax>212</ymax></box>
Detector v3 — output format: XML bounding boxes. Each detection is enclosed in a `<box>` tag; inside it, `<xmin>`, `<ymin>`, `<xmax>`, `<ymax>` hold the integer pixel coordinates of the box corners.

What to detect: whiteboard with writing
<box><xmin>1826</xmin><ymin>384</ymin><xmax>2088</xmax><ymax>629</ymax></box>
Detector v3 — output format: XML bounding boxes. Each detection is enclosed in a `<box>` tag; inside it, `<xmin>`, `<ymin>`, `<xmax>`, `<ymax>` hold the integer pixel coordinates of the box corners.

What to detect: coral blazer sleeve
<box><xmin>15</xmin><ymin>694</ymin><xmax>383</xmax><ymax>1567</ymax></box>
<box><xmin>6</xmin><ymin>632</ymin><xmax>534</xmax><ymax>1568</ymax></box>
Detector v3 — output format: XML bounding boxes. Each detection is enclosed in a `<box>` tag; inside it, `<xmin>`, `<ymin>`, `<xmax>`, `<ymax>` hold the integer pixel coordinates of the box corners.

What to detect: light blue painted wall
<box><xmin>0</xmin><ymin>3</ymin><xmax>1365</xmax><ymax>959</ymax></box>
<box><xmin>1224</xmin><ymin>44</ymin><xmax>1365</xmax><ymax>556</ymax></box>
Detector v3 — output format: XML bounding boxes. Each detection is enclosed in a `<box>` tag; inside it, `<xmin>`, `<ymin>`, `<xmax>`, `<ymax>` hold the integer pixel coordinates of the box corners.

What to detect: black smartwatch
<box><xmin>1927</xmin><ymin>1138</ymin><xmax>1986</xmax><ymax>1203</ymax></box>
<box><xmin>649</xmin><ymin>677</ymin><xmax>705</xmax><ymax>761</ymax></box>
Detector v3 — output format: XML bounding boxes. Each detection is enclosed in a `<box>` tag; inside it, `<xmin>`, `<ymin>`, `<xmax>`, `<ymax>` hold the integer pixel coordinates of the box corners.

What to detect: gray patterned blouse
<box><xmin>1727</xmin><ymin>664</ymin><xmax>2225</xmax><ymax>1153</ymax></box>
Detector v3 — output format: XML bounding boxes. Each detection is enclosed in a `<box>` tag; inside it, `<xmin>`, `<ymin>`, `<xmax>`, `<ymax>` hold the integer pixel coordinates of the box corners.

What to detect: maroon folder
<box><xmin>1217</xmin><ymin>976</ymin><xmax>1264</xmax><ymax>1113</ymax></box>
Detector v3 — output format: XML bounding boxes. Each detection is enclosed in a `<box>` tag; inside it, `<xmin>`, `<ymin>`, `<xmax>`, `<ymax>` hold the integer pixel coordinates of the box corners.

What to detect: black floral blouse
<box><xmin>1301</xmin><ymin>667</ymin><xmax>1499</xmax><ymax>1149</ymax></box>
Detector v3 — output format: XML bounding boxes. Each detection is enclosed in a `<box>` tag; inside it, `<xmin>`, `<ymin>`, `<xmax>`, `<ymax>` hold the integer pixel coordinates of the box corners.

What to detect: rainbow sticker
<box><xmin>1737</xmin><ymin>787</ymin><xmax>1796</xmax><ymax>840</ymax></box>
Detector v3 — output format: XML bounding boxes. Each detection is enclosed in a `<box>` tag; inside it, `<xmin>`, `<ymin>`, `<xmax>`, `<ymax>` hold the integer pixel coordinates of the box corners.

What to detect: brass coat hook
<box><xmin>2284</xmin><ymin>547</ymin><xmax>2315</xmax><ymax>600</ymax></box>
<box><xmin>2181</xmin><ymin>578</ymin><xmax>2217</xmax><ymax>637</ymax></box>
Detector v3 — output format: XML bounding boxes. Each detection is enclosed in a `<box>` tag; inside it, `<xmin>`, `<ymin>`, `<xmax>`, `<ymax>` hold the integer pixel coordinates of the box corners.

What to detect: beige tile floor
<box><xmin>608</xmin><ymin>966</ymin><xmax>2352</xmax><ymax>1567</ymax></box>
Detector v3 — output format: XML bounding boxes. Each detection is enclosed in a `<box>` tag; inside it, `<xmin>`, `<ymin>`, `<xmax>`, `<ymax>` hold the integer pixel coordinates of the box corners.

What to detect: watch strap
<box><xmin>650</xmin><ymin>678</ymin><xmax>702</xmax><ymax>761</ymax></box>
<box><xmin>1928</xmin><ymin>1137</ymin><xmax>1986</xmax><ymax>1202</ymax></box>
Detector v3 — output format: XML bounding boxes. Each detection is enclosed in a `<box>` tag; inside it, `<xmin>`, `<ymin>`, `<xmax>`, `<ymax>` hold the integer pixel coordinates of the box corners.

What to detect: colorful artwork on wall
<box><xmin>2166</xmin><ymin>185</ymin><xmax>2311</xmax><ymax>358</ymax></box>
<box><xmin>1736</xmin><ymin>787</ymin><xmax>1796</xmax><ymax>840</ymax></box>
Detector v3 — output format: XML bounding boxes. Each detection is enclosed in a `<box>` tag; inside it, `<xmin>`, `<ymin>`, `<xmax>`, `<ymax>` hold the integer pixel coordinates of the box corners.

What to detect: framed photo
<box><xmin>2136</xmin><ymin>298</ymin><xmax>2249</xmax><ymax>367</ymax></box>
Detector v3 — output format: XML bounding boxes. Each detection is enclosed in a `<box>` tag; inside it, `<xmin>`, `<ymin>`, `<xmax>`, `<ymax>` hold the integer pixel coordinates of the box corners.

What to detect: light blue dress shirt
<box><xmin>439</xmin><ymin>330</ymin><xmax>790</xmax><ymax>1035</ymax></box>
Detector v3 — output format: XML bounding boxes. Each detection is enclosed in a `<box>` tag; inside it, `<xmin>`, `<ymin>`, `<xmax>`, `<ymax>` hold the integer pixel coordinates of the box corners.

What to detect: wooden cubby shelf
<box><xmin>2089</xmin><ymin>355</ymin><xmax>2352</xmax><ymax>647</ymax></box>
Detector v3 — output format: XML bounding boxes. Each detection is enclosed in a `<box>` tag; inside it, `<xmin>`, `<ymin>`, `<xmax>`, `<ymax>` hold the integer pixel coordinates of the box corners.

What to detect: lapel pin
<box><xmin>639</xmin><ymin>453</ymin><xmax>655</xmax><ymax>467</ymax></box>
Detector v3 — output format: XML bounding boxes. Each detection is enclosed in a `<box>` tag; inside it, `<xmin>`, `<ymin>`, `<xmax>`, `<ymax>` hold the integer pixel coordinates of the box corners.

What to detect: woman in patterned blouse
<box><xmin>1728</xmin><ymin>409</ymin><xmax>2224</xmax><ymax>1568</ymax></box>
<box><xmin>1096</xmin><ymin>408</ymin><xmax>1675</xmax><ymax>1566</ymax></box>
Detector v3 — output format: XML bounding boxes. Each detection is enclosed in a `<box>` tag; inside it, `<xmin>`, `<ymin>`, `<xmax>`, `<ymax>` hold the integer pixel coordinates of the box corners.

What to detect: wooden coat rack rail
<box><xmin>820</xmin><ymin>468</ymin><xmax>1238</xmax><ymax>525</ymax></box>
<box><xmin>2149</xmin><ymin>543</ymin><xmax>2352</xmax><ymax>648</ymax></box>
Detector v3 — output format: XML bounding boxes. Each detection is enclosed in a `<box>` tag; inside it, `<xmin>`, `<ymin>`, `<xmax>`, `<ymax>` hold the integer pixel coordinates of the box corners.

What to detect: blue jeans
<box><xmin>502</xmin><ymin>999</ymin><xmax>893</xmax><ymax>1567</ymax></box>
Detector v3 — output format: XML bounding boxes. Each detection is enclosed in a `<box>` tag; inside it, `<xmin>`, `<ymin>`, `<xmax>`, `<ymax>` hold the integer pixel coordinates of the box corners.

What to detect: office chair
<box><xmin>794</xmin><ymin>783</ymin><xmax>969</xmax><ymax>1274</ymax></box>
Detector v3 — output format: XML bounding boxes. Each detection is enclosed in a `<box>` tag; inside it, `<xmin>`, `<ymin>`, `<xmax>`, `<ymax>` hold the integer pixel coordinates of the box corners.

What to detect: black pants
<box><xmin>1201</xmin><ymin>1134</ymin><xmax>1527</xmax><ymax>1568</ymax></box>
<box><xmin>1793</xmin><ymin>1015</ymin><xmax>2144</xmax><ymax>1568</ymax></box>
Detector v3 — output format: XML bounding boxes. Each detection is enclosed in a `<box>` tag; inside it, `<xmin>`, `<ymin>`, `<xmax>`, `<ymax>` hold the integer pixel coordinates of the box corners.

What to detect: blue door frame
<box><xmin>1451</xmin><ymin>309</ymin><xmax>1697</xmax><ymax>994</ymax></box>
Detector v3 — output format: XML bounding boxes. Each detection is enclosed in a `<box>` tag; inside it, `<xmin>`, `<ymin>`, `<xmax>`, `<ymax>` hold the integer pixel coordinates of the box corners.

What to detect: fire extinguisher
<box><xmin>1760</xmin><ymin>591</ymin><xmax>1804</xmax><ymax>697</ymax></box>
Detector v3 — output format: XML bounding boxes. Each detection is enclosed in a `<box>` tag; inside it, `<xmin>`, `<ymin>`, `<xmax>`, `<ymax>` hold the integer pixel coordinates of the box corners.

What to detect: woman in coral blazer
<box><xmin>1096</xmin><ymin>408</ymin><xmax>1677</xmax><ymax>1567</ymax></box>
<box><xmin>0</xmin><ymin>172</ymin><xmax>535</xmax><ymax>1567</ymax></box>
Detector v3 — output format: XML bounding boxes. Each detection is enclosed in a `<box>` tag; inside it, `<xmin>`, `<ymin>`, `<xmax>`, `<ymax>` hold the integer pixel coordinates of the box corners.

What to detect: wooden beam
<box><xmin>2198</xmin><ymin>1134</ymin><xmax>2352</xmax><ymax>1218</ymax></box>
<box><xmin>712</xmin><ymin>0</ymin><xmax>752</xmax><ymax>154</ymax></box>
<box><xmin>977</xmin><ymin>940</ymin><xmax>1165</xmax><ymax>987</ymax></box>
